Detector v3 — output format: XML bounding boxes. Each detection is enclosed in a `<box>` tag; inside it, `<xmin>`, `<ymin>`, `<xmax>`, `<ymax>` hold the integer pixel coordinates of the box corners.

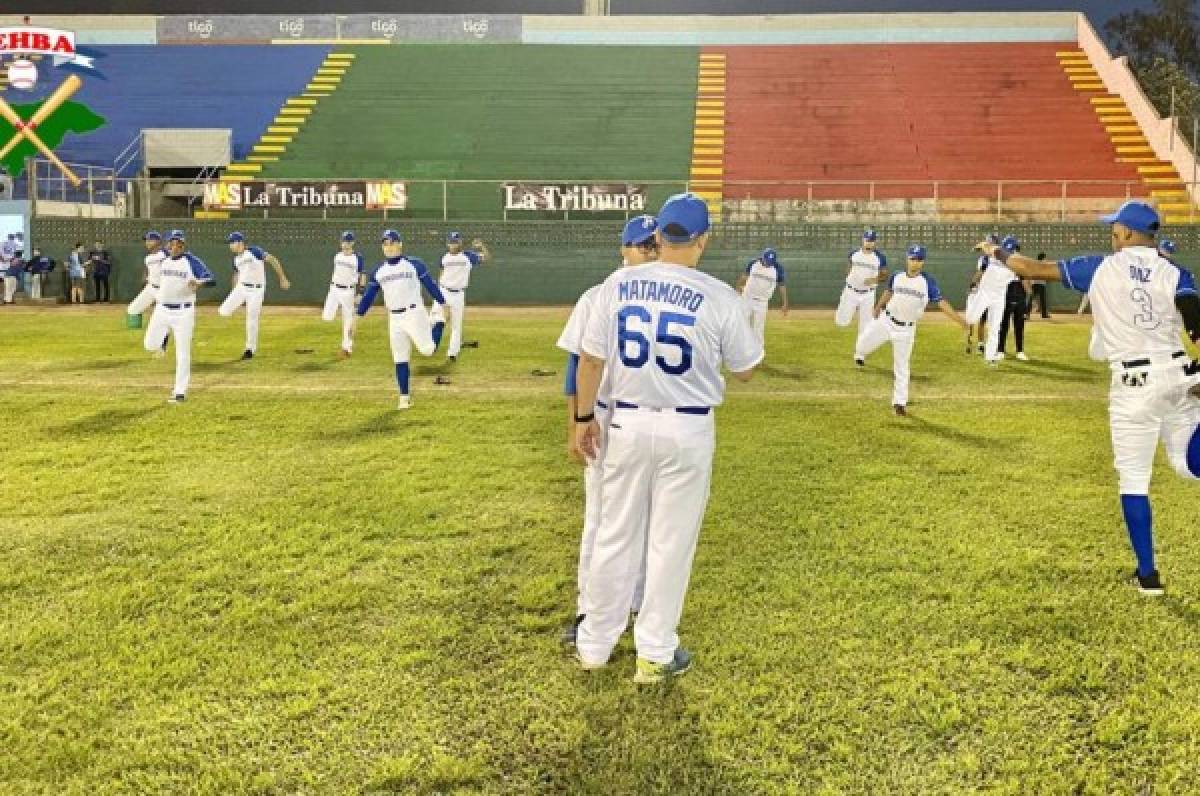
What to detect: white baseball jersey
<box><xmin>359</xmin><ymin>256</ymin><xmax>445</xmax><ymax>312</ymax></box>
<box><xmin>742</xmin><ymin>258</ymin><xmax>785</xmax><ymax>302</ymax></box>
<box><xmin>557</xmin><ymin>283</ymin><xmax>613</xmax><ymax>405</ymax></box>
<box><xmin>847</xmin><ymin>248</ymin><xmax>888</xmax><ymax>291</ymax></box>
<box><xmin>581</xmin><ymin>262</ymin><xmax>764</xmax><ymax>408</ymax></box>
<box><xmin>157</xmin><ymin>253</ymin><xmax>215</xmax><ymax>304</ymax></box>
<box><xmin>232</xmin><ymin>245</ymin><xmax>269</xmax><ymax>284</ymax></box>
<box><xmin>439</xmin><ymin>249</ymin><xmax>482</xmax><ymax>291</ymax></box>
<box><xmin>977</xmin><ymin>255</ymin><xmax>1017</xmax><ymax>296</ymax></box>
<box><xmin>884</xmin><ymin>270</ymin><xmax>944</xmax><ymax>324</ymax></box>
<box><xmin>145</xmin><ymin>248</ymin><xmax>168</xmax><ymax>286</ymax></box>
<box><xmin>331</xmin><ymin>250</ymin><xmax>364</xmax><ymax>286</ymax></box>
<box><xmin>1060</xmin><ymin>246</ymin><xmax>1196</xmax><ymax>363</ymax></box>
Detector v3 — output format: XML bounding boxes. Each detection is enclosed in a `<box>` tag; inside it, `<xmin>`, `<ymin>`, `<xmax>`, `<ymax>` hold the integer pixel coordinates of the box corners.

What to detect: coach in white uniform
<box><xmin>965</xmin><ymin>235</ymin><xmax>1018</xmax><ymax>365</ymax></box>
<box><xmin>143</xmin><ymin>230</ymin><xmax>216</xmax><ymax>403</ymax></box>
<box><xmin>353</xmin><ymin>229</ymin><xmax>447</xmax><ymax>410</ymax></box>
<box><xmin>836</xmin><ymin>230</ymin><xmax>889</xmax><ymax>338</ymax></box>
<box><xmin>323</xmin><ymin>231</ymin><xmax>365</xmax><ymax>358</ymax></box>
<box><xmin>557</xmin><ymin>214</ymin><xmax>658</xmax><ymax>646</ymax></box>
<box><xmin>431</xmin><ymin>231</ymin><xmax>490</xmax><ymax>363</ymax></box>
<box><xmin>737</xmin><ymin>247</ymin><xmax>788</xmax><ymax>344</ymax></box>
<box><xmin>573</xmin><ymin>193</ymin><xmax>762</xmax><ymax>684</ymax></box>
<box><xmin>985</xmin><ymin>201</ymin><xmax>1200</xmax><ymax>595</ymax></box>
<box><xmin>855</xmin><ymin>245</ymin><xmax>968</xmax><ymax>416</ymax></box>
<box><xmin>219</xmin><ymin>232</ymin><xmax>291</xmax><ymax>360</ymax></box>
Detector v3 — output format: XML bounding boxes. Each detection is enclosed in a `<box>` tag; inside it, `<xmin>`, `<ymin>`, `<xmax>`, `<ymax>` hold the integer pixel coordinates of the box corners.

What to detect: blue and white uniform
<box><xmin>740</xmin><ymin>250</ymin><xmax>784</xmax><ymax>343</ymax></box>
<box><xmin>433</xmin><ymin>244</ymin><xmax>483</xmax><ymax>358</ymax></box>
<box><xmin>219</xmin><ymin>242</ymin><xmax>271</xmax><ymax>353</ymax></box>
<box><xmin>574</xmin><ymin>194</ymin><xmax>763</xmax><ymax>669</ymax></box>
<box><xmin>323</xmin><ymin>246</ymin><xmax>364</xmax><ymax>353</ymax></box>
<box><xmin>144</xmin><ymin>238</ymin><xmax>215</xmax><ymax>399</ymax></box>
<box><xmin>128</xmin><ymin>239</ymin><xmax>168</xmax><ymax>316</ymax></box>
<box><xmin>357</xmin><ymin>254</ymin><xmax>446</xmax><ymax>399</ymax></box>
<box><xmin>855</xmin><ymin>261</ymin><xmax>944</xmax><ymax>408</ymax></box>
<box><xmin>837</xmin><ymin>243</ymin><xmax>888</xmax><ymax>335</ymax></box>
<box><xmin>965</xmin><ymin>241</ymin><xmax>1018</xmax><ymax>363</ymax></box>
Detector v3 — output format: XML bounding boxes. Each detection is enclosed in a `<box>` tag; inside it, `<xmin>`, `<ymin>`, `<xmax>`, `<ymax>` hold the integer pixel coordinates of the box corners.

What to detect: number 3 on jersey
<box><xmin>617</xmin><ymin>306</ymin><xmax>696</xmax><ymax>375</ymax></box>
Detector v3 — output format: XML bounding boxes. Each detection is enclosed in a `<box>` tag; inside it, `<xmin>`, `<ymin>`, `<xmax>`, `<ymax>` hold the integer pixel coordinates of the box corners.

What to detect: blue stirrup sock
<box><xmin>432</xmin><ymin>321</ymin><xmax>445</xmax><ymax>348</ymax></box>
<box><xmin>1120</xmin><ymin>494</ymin><xmax>1155</xmax><ymax>577</ymax></box>
<box><xmin>1187</xmin><ymin>423</ymin><xmax>1200</xmax><ymax>478</ymax></box>
<box><xmin>395</xmin><ymin>362</ymin><xmax>410</xmax><ymax>395</ymax></box>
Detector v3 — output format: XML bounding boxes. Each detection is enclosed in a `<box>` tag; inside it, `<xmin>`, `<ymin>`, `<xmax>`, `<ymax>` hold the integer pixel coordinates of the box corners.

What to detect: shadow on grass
<box><xmin>318</xmin><ymin>410</ymin><xmax>436</xmax><ymax>441</ymax></box>
<box><xmin>1159</xmin><ymin>595</ymin><xmax>1200</xmax><ymax>631</ymax></box>
<box><xmin>49</xmin><ymin>357</ymin><xmax>138</xmax><ymax>372</ymax></box>
<box><xmin>897</xmin><ymin>414</ymin><xmax>998</xmax><ymax>448</ymax></box>
<box><xmin>759</xmin><ymin>363</ymin><xmax>807</xmax><ymax>382</ymax></box>
<box><xmin>48</xmin><ymin>405</ymin><xmax>164</xmax><ymax>435</ymax></box>
<box><xmin>1016</xmin><ymin>358</ymin><xmax>1099</xmax><ymax>381</ymax></box>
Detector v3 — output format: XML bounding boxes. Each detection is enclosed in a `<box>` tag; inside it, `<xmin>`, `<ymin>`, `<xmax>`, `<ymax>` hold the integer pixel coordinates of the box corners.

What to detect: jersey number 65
<box><xmin>617</xmin><ymin>307</ymin><xmax>695</xmax><ymax>375</ymax></box>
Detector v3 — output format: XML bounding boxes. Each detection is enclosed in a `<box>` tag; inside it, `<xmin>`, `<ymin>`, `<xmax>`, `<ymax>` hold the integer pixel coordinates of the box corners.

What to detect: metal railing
<box><xmin>29</xmin><ymin>158</ymin><xmax>121</xmax><ymax>209</ymax></box>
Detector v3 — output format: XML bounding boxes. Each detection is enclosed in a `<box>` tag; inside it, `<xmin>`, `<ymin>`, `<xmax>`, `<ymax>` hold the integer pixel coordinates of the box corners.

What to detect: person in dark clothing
<box><xmin>998</xmin><ymin>278</ymin><xmax>1029</xmax><ymax>360</ymax></box>
<box><xmin>26</xmin><ymin>247</ymin><xmax>53</xmax><ymax>300</ymax></box>
<box><xmin>89</xmin><ymin>240</ymin><xmax>112</xmax><ymax>302</ymax></box>
<box><xmin>1025</xmin><ymin>252</ymin><xmax>1051</xmax><ymax>319</ymax></box>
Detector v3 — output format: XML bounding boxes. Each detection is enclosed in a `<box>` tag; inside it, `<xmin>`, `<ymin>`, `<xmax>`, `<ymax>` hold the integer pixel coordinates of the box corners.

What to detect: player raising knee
<box><xmin>556</xmin><ymin>214</ymin><xmax>658</xmax><ymax>647</ymax></box>
<box><xmin>218</xmin><ymin>232</ymin><xmax>291</xmax><ymax>361</ymax></box>
<box><xmin>978</xmin><ymin>201</ymin><xmax>1200</xmax><ymax>596</ymax></box>
<box><xmin>322</xmin><ymin>231</ymin><xmax>365</xmax><ymax>359</ymax></box>
<box><xmin>352</xmin><ymin>229</ymin><xmax>447</xmax><ymax>410</ymax></box>
<box><xmin>854</xmin><ymin>245</ymin><xmax>968</xmax><ymax>416</ymax></box>
<box><xmin>431</xmin><ymin>231</ymin><xmax>490</xmax><ymax>363</ymax></box>
<box><xmin>737</xmin><ymin>248</ymin><xmax>787</xmax><ymax>348</ymax></box>
<box><xmin>836</xmin><ymin>229</ymin><xmax>888</xmax><ymax>344</ymax></box>
<box><xmin>127</xmin><ymin>230</ymin><xmax>169</xmax><ymax>357</ymax></box>
<box><xmin>144</xmin><ymin>230</ymin><xmax>216</xmax><ymax>404</ymax></box>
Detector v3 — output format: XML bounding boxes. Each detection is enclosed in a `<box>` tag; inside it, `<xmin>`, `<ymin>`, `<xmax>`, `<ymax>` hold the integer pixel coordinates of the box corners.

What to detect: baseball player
<box><xmin>966</xmin><ymin>233</ymin><xmax>999</xmax><ymax>354</ymax></box>
<box><xmin>143</xmin><ymin>230</ymin><xmax>216</xmax><ymax>404</ymax></box>
<box><xmin>854</xmin><ymin>245</ymin><xmax>969</xmax><ymax>416</ymax></box>
<box><xmin>127</xmin><ymin>231</ymin><xmax>169</xmax><ymax>355</ymax></box>
<box><xmin>429</xmin><ymin>231</ymin><xmax>490</xmax><ymax>363</ymax></box>
<box><xmin>965</xmin><ymin>235</ymin><xmax>1019</xmax><ymax>365</ymax></box>
<box><xmin>322</xmin><ymin>231</ymin><xmax>365</xmax><ymax>359</ymax></box>
<box><xmin>557</xmin><ymin>214</ymin><xmax>658</xmax><ymax>646</ymax></box>
<box><xmin>218</xmin><ymin>232</ymin><xmax>291</xmax><ymax>360</ymax></box>
<box><xmin>981</xmin><ymin>202</ymin><xmax>1200</xmax><ymax>595</ymax></box>
<box><xmin>836</xmin><ymin>230</ymin><xmax>889</xmax><ymax>340</ymax></box>
<box><xmin>573</xmin><ymin>193</ymin><xmax>763</xmax><ymax>683</ymax></box>
<box><xmin>353</xmin><ymin>229</ymin><xmax>447</xmax><ymax>410</ymax></box>
<box><xmin>736</xmin><ymin>248</ymin><xmax>788</xmax><ymax>345</ymax></box>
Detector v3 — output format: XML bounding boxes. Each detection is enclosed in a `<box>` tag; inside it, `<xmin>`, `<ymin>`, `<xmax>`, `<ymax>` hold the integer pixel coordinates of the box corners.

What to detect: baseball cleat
<box><xmin>1130</xmin><ymin>569</ymin><xmax>1164</xmax><ymax>596</ymax></box>
<box><xmin>893</xmin><ymin>404</ymin><xmax>907</xmax><ymax>417</ymax></box>
<box><xmin>854</xmin><ymin>358</ymin><xmax>865</xmax><ymax>367</ymax></box>
<box><xmin>337</xmin><ymin>348</ymin><xmax>351</xmax><ymax>360</ymax></box>
<box><xmin>1016</xmin><ymin>352</ymin><xmax>1029</xmax><ymax>361</ymax></box>
<box><xmin>575</xmin><ymin>651</ymin><xmax>608</xmax><ymax>671</ymax></box>
<box><xmin>167</xmin><ymin>393</ymin><xmax>186</xmax><ymax>404</ymax></box>
<box><xmin>447</xmin><ymin>356</ymin><xmax>457</xmax><ymax>363</ymax></box>
<box><xmin>241</xmin><ymin>350</ymin><xmax>254</xmax><ymax>360</ymax></box>
<box><xmin>397</xmin><ymin>395</ymin><xmax>412</xmax><ymax>410</ymax></box>
<box><xmin>977</xmin><ymin>342</ymin><xmax>985</xmax><ymax>354</ymax></box>
<box><xmin>634</xmin><ymin>648</ymin><xmax>693</xmax><ymax>684</ymax></box>
<box><xmin>561</xmin><ymin>613</ymin><xmax>585</xmax><ymax>646</ymax></box>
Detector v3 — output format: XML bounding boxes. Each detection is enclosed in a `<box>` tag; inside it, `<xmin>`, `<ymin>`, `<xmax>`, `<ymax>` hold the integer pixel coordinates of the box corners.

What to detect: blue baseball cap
<box><xmin>1100</xmin><ymin>200</ymin><xmax>1161</xmax><ymax>235</ymax></box>
<box><xmin>863</xmin><ymin>229</ymin><xmax>878</xmax><ymax>242</ymax></box>
<box><xmin>143</xmin><ymin>230</ymin><xmax>162</xmax><ymax>242</ymax></box>
<box><xmin>340</xmin><ymin>231</ymin><xmax>355</xmax><ymax>242</ymax></box>
<box><xmin>381</xmin><ymin>229</ymin><xmax>403</xmax><ymax>243</ymax></box>
<box><xmin>167</xmin><ymin>229</ymin><xmax>186</xmax><ymax>242</ymax></box>
<box><xmin>1001</xmin><ymin>235</ymin><xmax>1020</xmax><ymax>252</ymax></box>
<box><xmin>1160</xmin><ymin>238</ymin><xmax>1177</xmax><ymax>254</ymax></box>
<box><xmin>906</xmin><ymin>244</ymin><xmax>927</xmax><ymax>261</ymax></box>
<box><xmin>447</xmin><ymin>231</ymin><xmax>463</xmax><ymax>243</ymax></box>
<box><xmin>226</xmin><ymin>231</ymin><xmax>245</xmax><ymax>244</ymax></box>
<box><xmin>621</xmin><ymin>215</ymin><xmax>658</xmax><ymax>246</ymax></box>
<box><xmin>762</xmin><ymin>248</ymin><xmax>779</xmax><ymax>265</ymax></box>
<box><xmin>657</xmin><ymin>192</ymin><xmax>710</xmax><ymax>243</ymax></box>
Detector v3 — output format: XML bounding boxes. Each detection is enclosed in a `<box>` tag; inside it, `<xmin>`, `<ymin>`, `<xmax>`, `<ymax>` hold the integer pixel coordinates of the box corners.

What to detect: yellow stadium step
<box><xmin>1112</xmin><ymin>136</ymin><xmax>1148</xmax><ymax>145</ymax></box>
<box><xmin>1105</xmin><ymin>125</ymin><xmax>1141</xmax><ymax>134</ymax></box>
<box><xmin>285</xmin><ymin>98</ymin><xmax>318</xmax><ymax>107</ymax></box>
<box><xmin>1067</xmin><ymin>72</ymin><xmax>1099</xmax><ymax>80</ymax></box>
<box><xmin>1091</xmin><ymin>96</ymin><xmax>1125</xmax><ymax>105</ymax></box>
<box><xmin>1102</xmin><ymin>116</ymin><xmax>1137</xmax><ymax>125</ymax></box>
<box><xmin>219</xmin><ymin>174</ymin><xmax>250</xmax><ymax>183</ymax></box>
<box><xmin>1157</xmin><ymin>202</ymin><xmax>1194</xmax><ymax>213</ymax></box>
<box><xmin>1120</xmin><ymin>157</ymin><xmax>1162</xmax><ymax>164</ymax></box>
<box><xmin>194</xmin><ymin>210</ymin><xmax>229</xmax><ymax>220</ymax></box>
<box><xmin>260</xmin><ymin>135</ymin><xmax>292</xmax><ymax>144</ymax></box>
<box><xmin>268</xmin><ymin>126</ymin><xmax>300</xmax><ymax>135</ymax></box>
<box><xmin>303</xmin><ymin>90</ymin><xmax>333</xmax><ymax>98</ymax></box>
<box><xmin>280</xmin><ymin>107</ymin><xmax>312</xmax><ymax>116</ymax></box>
<box><xmin>1118</xmin><ymin>145</ymin><xmax>1155</xmax><ymax>154</ymax></box>
<box><xmin>246</xmin><ymin>155</ymin><xmax>280</xmax><ymax>163</ymax></box>
<box><xmin>1074</xmin><ymin>83</ymin><xmax>1105</xmax><ymax>91</ymax></box>
<box><xmin>252</xmin><ymin>145</ymin><xmax>287</xmax><ymax>154</ymax></box>
<box><xmin>1144</xmin><ymin>176</ymin><xmax>1184</xmax><ymax>185</ymax></box>
<box><xmin>1140</xmin><ymin>165</ymin><xmax>1179</xmax><ymax>175</ymax></box>
<box><xmin>1152</xmin><ymin>191</ymin><xmax>1189</xmax><ymax>201</ymax></box>
<box><xmin>1164</xmin><ymin>216</ymin><xmax>1198</xmax><ymax>224</ymax></box>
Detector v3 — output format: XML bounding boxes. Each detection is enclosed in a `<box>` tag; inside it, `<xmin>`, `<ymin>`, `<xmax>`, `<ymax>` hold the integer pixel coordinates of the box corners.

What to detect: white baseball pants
<box><xmin>855</xmin><ymin>313</ymin><xmax>917</xmax><ymax>407</ymax></box>
<box><xmin>322</xmin><ymin>284</ymin><xmax>357</xmax><ymax>352</ymax></box>
<box><xmin>219</xmin><ymin>283</ymin><xmax>266</xmax><ymax>353</ymax></box>
<box><xmin>577</xmin><ymin>406</ymin><xmax>715</xmax><ymax>666</ymax></box>
<box><xmin>442</xmin><ymin>288</ymin><xmax>467</xmax><ymax>357</ymax></box>
<box><xmin>127</xmin><ymin>284</ymin><xmax>158</xmax><ymax>316</ymax></box>
<box><xmin>743</xmin><ymin>296</ymin><xmax>769</xmax><ymax>344</ymax></box>
<box><xmin>965</xmin><ymin>289</ymin><xmax>1005</xmax><ymax>362</ymax></box>
<box><xmin>835</xmin><ymin>285</ymin><xmax>875</xmax><ymax>336</ymax></box>
<box><xmin>388</xmin><ymin>304</ymin><xmax>436</xmax><ymax>363</ymax></box>
<box><xmin>144</xmin><ymin>303</ymin><xmax>195</xmax><ymax>396</ymax></box>
<box><xmin>1108</xmin><ymin>357</ymin><xmax>1200</xmax><ymax>495</ymax></box>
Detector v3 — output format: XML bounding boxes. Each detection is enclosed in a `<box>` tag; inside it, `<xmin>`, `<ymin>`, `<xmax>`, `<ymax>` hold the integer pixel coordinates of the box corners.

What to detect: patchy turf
<box><xmin>2</xmin><ymin>306</ymin><xmax>1200</xmax><ymax>794</ymax></box>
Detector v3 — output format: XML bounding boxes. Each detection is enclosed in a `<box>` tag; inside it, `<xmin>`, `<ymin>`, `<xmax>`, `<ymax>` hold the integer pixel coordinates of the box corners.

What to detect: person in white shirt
<box><xmin>218</xmin><ymin>232</ymin><xmax>291</xmax><ymax>360</ymax></box>
<box><xmin>573</xmin><ymin>193</ymin><xmax>762</xmax><ymax>684</ymax></box>
<box><xmin>556</xmin><ymin>214</ymin><xmax>659</xmax><ymax>647</ymax></box>
<box><xmin>980</xmin><ymin>201</ymin><xmax>1200</xmax><ymax>596</ymax></box>
<box><xmin>430</xmin><ymin>231</ymin><xmax>490</xmax><ymax>363</ymax></box>
<box><xmin>836</xmin><ymin>230</ymin><xmax>889</xmax><ymax>341</ymax></box>
<box><xmin>854</xmin><ymin>245</ymin><xmax>968</xmax><ymax>416</ymax></box>
<box><xmin>322</xmin><ymin>231</ymin><xmax>365</xmax><ymax>359</ymax></box>
<box><xmin>143</xmin><ymin>230</ymin><xmax>216</xmax><ymax>403</ymax></box>
<box><xmin>736</xmin><ymin>247</ymin><xmax>788</xmax><ymax>346</ymax></box>
<box><xmin>965</xmin><ymin>235</ymin><xmax>1019</xmax><ymax>365</ymax></box>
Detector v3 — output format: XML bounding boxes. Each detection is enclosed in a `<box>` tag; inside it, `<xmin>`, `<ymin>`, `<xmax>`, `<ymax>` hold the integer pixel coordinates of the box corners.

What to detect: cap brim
<box><xmin>1099</xmin><ymin>212</ymin><xmax>1121</xmax><ymax>225</ymax></box>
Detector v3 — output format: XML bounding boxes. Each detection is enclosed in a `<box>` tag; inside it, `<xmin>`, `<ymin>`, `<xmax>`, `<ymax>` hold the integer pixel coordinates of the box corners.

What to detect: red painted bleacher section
<box><xmin>719</xmin><ymin>43</ymin><xmax>1146</xmax><ymax>200</ymax></box>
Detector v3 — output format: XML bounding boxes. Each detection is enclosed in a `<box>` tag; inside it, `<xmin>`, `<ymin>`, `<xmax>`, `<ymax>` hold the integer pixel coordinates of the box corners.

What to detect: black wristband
<box><xmin>575</xmin><ymin>412</ymin><xmax>595</xmax><ymax>423</ymax></box>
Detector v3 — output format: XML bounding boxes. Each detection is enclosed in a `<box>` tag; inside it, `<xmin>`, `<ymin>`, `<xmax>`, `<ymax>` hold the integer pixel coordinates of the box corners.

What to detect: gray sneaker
<box><xmin>634</xmin><ymin>648</ymin><xmax>693</xmax><ymax>684</ymax></box>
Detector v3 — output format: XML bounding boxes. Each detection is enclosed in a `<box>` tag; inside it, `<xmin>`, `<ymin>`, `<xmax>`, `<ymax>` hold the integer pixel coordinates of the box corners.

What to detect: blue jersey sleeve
<box><xmin>465</xmin><ymin>250</ymin><xmax>481</xmax><ymax>267</ymax></box>
<box><xmin>411</xmin><ymin>259</ymin><xmax>446</xmax><ymax>304</ymax></box>
<box><xmin>887</xmin><ymin>271</ymin><xmax>898</xmax><ymax>291</ymax></box>
<box><xmin>745</xmin><ymin>260</ymin><xmax>755</xmax><ymax>274</ymax></box>
<box><xmin>1175</xmin><ymin>266</ymin><xmax>1197</xmax><ymax>297</ymax></box>
<box><xmin>186</xmin><ymin>254</ymin><xmax>216</xmax><ymax>284</ymax></box>
<box><xmin>564</xmin><ymin>352</ymin><xmax>579</xmax><ymax>396</ymax></box>
<box><xmin>249</xmin><ymin>246</ymin><xmax>267</xmax><ymax>261</ymax></box>
<box><xmin>925</xmin><ymin>274</ymin><xmax>943</xmax><ymax>303</ymax></box>
<box><xmin>877</xmin><ymin>252</ymin><xmax>888</xmax><ymax>270</ymax></box>
<box><xmin>775</xmin><ymin>265</ymin><xmax>786</xmax><ymax>285</ymax></box>
<box><xmin>356</xmin><ymin>265</ymin><xmax>383</xmax><ymax>315</ymax></box>
<box><xmin>355</xmin><ymin>253</ymin><xmax>364</xmax><ymax>274</ymax></box>
<box><xmin>1058</xmin><ymin>254</ymin><xmax>1105</xmax><ymax>293</ymax></box>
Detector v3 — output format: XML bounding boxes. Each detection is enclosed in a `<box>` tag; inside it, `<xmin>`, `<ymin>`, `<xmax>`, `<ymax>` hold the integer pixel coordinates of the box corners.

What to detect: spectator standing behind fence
<box><xmin>26</xmin><ymin>247</ymin><xmax>52</xmax><ymax>300</ymax></box>
<box><xmin>68</xmin><ymin>243</ymin><xmax>86</xmax><ymax>304</ymax></box>
<box><xmin>3</xmin><ymin>251</ymin><xmax>20</xmax><ymax>304</ymax></box>
<box><xmin>89</xmin><ymin>240</ymin><xmax>112</xmax><ymax>303</ymax></box>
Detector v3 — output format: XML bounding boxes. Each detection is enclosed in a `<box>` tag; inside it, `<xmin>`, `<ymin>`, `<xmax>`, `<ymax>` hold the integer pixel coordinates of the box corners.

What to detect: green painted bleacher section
<box><xmin>262</xmin><ymin>44</ymin><xmax>700</xmax><ymax>219</ymax></box>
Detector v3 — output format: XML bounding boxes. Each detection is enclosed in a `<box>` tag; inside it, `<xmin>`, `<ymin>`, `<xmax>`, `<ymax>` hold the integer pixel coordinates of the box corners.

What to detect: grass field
<box><xmin>3</xmin><ymin>306</ymin><xmax>1200</xmax><ymax>794</ymax></box>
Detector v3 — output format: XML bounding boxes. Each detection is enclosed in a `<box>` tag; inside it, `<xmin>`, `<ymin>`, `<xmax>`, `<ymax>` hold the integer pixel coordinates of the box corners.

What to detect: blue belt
<box><xmin>1122</xmin><ymin>351</ymin><xmax>1185</xmax><ymax>369</ymax></box>
<box><xmin>615</xmin><ymin>400</ymin><xmax>711</xmax><ymax>415</ymax></box>
<box><xmin>596</xmin><ymin>400</ymin><xmax>609</xmax><ymax>410</ymax></box>
<box><xmin>390</xmin><ymin>304</ymin><xmax>417</xmax><ymax>314</ymax></box>
<box><xmin>162</xmin><ymin>302</ymin><xmax>193</xmax><ymax>310</ymax></box>
<box><xmin>150</xmin><ymin>283</ymin><xmax>160</xmax><ymax>289</ymax></box>
<box><xmin>332</xmin><ymin>282</ymin><xmax>354</xmax><ymax>289</ymax></box>
<box><xmin>886</xmin><ymin>309</ymin><xmax>914</xmax><ymax>327</ymax></box>
<box><xmin>242</xmin><ymin>283</ymin><xmax>263</xmax><ymax>289</ymax></box>
<box><xmin>443</xmin><ymin>287</ymin><xmax>462</xmax><ymax>293</ymax></box>
<box><xmin>847</xmin><ymin>283</ymin><xmax>871</xmax><ymax>294</ymax></box>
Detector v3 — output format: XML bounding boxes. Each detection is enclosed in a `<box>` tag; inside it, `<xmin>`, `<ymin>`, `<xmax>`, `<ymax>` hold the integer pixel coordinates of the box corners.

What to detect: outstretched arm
<box><xmin>938</xmin><ymin>299</ymin><xmax>969</xmax><ymax>330</ymax></box>
<box><xmin>977</xmin><ymin>242</ymin><xmax>1061</xmax><ymax>282</ymax></box>
<box><xmin>266</xmin><ymin>254</ymin><xmax>291</xmax><ymax>290</ymax></box>
<box><xmin>472</xmin><ymin>239</ymin><xmax>491</xmax><ymax>264</ymax></box>
<box><xmin>779</xmin><ymin>285</ymin><xmax>789</xmax><ymax>316</ymax></box>
<box><xmin>874</xmin><ymin>290</ymin><xmax>893</xmax><ymax>317</ymax></box>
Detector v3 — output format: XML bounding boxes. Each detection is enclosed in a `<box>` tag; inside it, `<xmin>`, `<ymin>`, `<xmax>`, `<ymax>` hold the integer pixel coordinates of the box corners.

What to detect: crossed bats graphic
<box><xmin>0</xmin><ymin>74</ymin><xmax>82</xmax><ymax>186</ymax></box>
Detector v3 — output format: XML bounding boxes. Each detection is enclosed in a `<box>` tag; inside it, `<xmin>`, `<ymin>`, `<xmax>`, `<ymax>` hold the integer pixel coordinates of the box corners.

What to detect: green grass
<box><xmin>3</xmin><ymin>306</ymin><xmax>1200</xmax><ymax>794</ymax></box>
